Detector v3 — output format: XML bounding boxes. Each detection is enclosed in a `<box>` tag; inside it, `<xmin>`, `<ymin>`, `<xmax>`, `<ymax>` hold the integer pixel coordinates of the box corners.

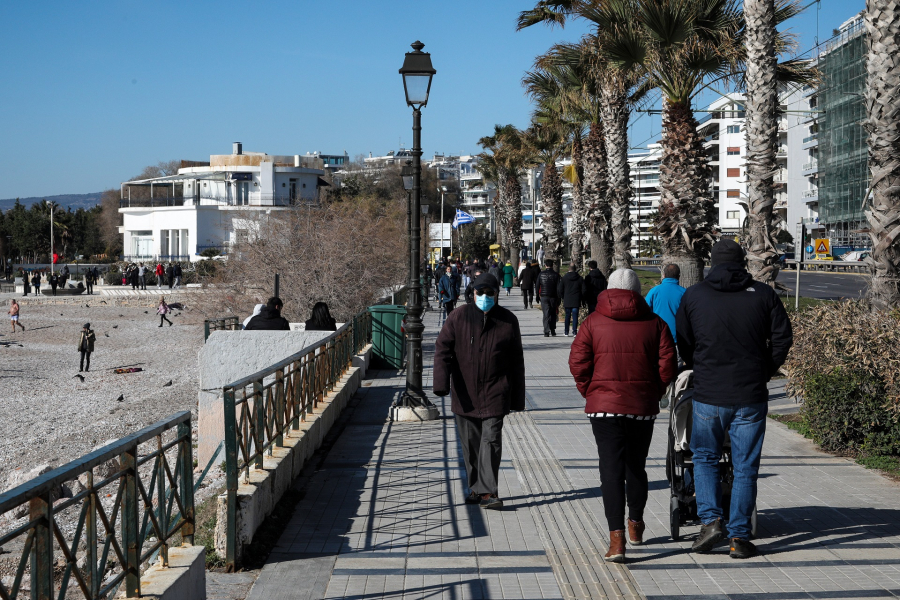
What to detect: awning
<box><xmin>124</xmin><ymin>172</ymin><xmax>229</xmax><ymax>186</ymax></box>
<box><xmin>489</xmin><ymin>244</ymin><xmax>501</xmax><ymax>250</ymax></box>
<box><xmin>317</xmin><ymin>177</ymin><xmax>332</xmax><ymax>187</ymax></box>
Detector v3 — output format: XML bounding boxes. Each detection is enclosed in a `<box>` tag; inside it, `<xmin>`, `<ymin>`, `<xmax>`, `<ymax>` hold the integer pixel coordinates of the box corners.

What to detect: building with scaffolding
<box><xmin>787</xmin><ymin>12</ymin><xmax>868</xmax><ymax>251</ymax></box>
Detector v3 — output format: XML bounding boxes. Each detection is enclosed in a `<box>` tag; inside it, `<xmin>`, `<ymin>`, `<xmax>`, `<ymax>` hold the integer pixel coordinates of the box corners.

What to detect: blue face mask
<box><xmin>475</xmin><ymin>292</ymin><xmax>495</xmax><ymax>312</ymax></box>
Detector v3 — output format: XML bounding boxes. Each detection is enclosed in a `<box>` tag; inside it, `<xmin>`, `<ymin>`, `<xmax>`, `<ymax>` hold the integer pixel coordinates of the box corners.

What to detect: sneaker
<box><xmin>692</xmin><ymin>518</ymin><xmax>725</xmax><ymax>553</ymax></box>
<box><xmin>729</xmin><ymin>538</ymin><xmax>758</xmax><ymax>559</ymax></box>
<box><xmin>480</xmin><ymin>494</ymin><xmax>503</xmax><ymax>510</ymax></box>
<box><xmin>464</xmin><ymin>491</ymin><xmax>481</xmax><ymax>505</ymax></box>
<box><xmin>627</xmin><ymin>519</ymin><xmax>645</xmax><ymax>545</ymax></box>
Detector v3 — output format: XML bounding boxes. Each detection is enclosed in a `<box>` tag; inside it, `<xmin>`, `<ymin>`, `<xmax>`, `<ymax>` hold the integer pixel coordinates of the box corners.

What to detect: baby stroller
<box><xmin>665</xmin><ymin>370</ymin><xmax>757</xmax><ymax>541</ymax></box>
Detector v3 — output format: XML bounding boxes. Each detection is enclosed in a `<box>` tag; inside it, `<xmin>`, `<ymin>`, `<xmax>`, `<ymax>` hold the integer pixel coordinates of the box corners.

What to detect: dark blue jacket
<box><xmin>437</xmin><ymin>274</ymin><xmax>459</xmax><ymax>304</ymax></box>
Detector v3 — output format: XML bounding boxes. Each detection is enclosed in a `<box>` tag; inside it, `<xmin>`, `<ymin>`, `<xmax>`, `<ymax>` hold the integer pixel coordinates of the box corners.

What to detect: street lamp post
<box><xmin>394</xmin><ymin>40</ymin><xmax>439</xmax><ymax>420</ymax></box>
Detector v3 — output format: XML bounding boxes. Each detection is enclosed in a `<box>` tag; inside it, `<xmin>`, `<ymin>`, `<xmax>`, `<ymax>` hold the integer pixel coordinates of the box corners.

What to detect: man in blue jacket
<box><xmin>676</xmin><ymin>240</ymin><xmax>793</xmax><ymax>559</ymax></box>
<box><xmin>645</xmin><ymin>264</ymin><xmax>686</xmax><ymax>343</ymax></box>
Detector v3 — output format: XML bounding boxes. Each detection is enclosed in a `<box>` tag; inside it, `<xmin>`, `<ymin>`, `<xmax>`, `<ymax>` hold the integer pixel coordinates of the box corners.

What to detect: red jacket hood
<box><xmin>596</xmin><ymin>289</ymin><xmax>651</xmax><ymax>321</ymax></box>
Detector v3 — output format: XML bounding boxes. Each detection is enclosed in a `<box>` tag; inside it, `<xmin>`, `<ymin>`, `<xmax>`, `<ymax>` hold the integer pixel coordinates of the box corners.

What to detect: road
<box><xmin>635</xmin><ymin>266</ymin><xmax>868</xmax><ymax>300</ymax></box>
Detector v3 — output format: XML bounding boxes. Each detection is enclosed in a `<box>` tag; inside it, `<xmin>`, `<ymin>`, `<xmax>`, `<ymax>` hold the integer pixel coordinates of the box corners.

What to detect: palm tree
<box><xmin>864</xmin><ymin>0</ymin><xmax>900</xmax><ymax>309</ymax></box>
<box><xmin>523</xmin><ymin>123</ymin><xmax>568</xmax><ymax>270</ymax></box>
<box><xmin>477</xmin><ymin>125</ymin><xmax>528</xmax><ymax>268</ymax></box>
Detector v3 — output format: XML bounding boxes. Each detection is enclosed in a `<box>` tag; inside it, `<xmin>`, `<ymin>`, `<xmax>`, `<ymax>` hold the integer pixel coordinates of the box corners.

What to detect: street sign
<box><xmin>806</xmin><ymin>245</ymin><xmax>814</xmax><ymax>254</ymax></box>
<box><xmin>814</xmin><ymin>238</ymin><xmax>830</xmax><ymax>255</ymax></box>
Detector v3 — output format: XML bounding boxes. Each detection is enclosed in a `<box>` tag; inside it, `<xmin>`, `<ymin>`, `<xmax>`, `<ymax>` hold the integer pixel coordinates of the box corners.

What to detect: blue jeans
<box><xmin>564</xmin><ymin>307</ymin><xmax>580</xmax><ymax>335</ymax></box>
<box><xmin>691</xmin><ymin>400</ymin><xmax>767</xmax><ymax>540</ymax></box>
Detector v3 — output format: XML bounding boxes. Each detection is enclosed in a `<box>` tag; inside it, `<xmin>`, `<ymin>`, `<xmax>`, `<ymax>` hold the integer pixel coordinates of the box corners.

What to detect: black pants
<box><xmin>521</xmin><ymin>287</ymin><xmax>533</xmax><ymax>308</ymax></box>
<box><xmin>160</xmin><ymin>315</ymin><xmax>172</xmax><ymax>326</ymax></box>
<box><xmin>456</xmin><ymin>415</ymin><xmax>504</xmax><ymax>495</ymax></box>
<box><xmin>587</xmin><ymin>301</ymin><xmax>597</xmax><ymax>316</ymax></box>
<box><xmin>590</xmin><ymin>417</ymin><xmax>655</xmax><ymax>532</ymax></box>
<box><xmin>540</xmin><ymin>297</ymin><xmax>559</xmax><ymax>334</ymax></box>
<box><xmin>86</xmin><ymin>281</ymin><xmax>93</xmax><ymax>294</ymax></box>
<box><xmin>80</xmin><ymin>351</ymin><xmax>91</xmax><ymax>371</ymax></box>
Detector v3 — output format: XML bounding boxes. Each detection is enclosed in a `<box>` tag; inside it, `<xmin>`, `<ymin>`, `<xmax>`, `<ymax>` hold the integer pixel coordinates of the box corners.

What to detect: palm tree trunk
<box><xmin>865</xmin><ymin>0</ymin><xmax>900</xmax><ymax>310</ymax></box>
<box><xmin>569</xmin><ymin>135</ymin><xmax>587</xmax><ymax>271</ymax></box>
<box><xmin>541</xmin><ymin>162</ymin><xmax>565</xmax><ymax>271</ymax></box>
<box><xmin>505</xmin><ymin>173</ymin><xmax>523</xmax><ymax>271</ymax></box>
<box><xmin>582</xmin><ymin>122</ymin><xmax>613</xmax><ymax>276</ymax></box>
<box><xmin>658</xmin><ymin>101</ymin><xmax>716</xmax><ymax>287</ymax></box>
<box><xmin>601</xmin><ymin>91</ymin><xmax>634</xmax><ymax>270</ymax></box>
<box><xmin>745</xmin><ymin>0</ymin><xmax>780</xmax><ymax>285</ymax></box>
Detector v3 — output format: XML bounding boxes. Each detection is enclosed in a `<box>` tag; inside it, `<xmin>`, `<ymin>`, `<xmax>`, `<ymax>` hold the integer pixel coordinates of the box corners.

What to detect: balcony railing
<box><xmin>803</xmin><ymin>161</ymin><xmax>819</xmax><ymax>171</ymax></box>
<box><xmin>802</xmin><ymin>189</ymin><xmax>819</xmax><ymax>198</ymax></box>
<box><xmin>120</xmin><ymin>195</ymin><xmax>318</xmax><ymax>209</ymax></box>
<box><xmin>803</xmin><ymin>133</ymin><xmax>819</xmax><ymax>144</ymax></box>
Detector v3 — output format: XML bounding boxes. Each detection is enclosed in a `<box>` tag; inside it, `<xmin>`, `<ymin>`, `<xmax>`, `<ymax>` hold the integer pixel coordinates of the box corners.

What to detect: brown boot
<box><xmin>628</xmin><ymin>519</ymin><xmax>645</xmax><ymax>545</ymax></box>
<box><xmin>605</xmin><ymin>530</ymin><xmax>626</xmax><ymax>563</ymax></box>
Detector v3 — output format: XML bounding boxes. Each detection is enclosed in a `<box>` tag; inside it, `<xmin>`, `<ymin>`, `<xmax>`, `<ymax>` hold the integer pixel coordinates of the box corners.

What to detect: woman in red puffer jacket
<box><xmin>568</xmin><ymin>268</ymin><xmax>677</xmax><ymax>563</ymax></box>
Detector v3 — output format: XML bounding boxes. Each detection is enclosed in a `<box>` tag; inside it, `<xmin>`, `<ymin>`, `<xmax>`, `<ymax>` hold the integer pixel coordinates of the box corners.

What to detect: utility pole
<box><xmin>47</xmin><ymin>201</ymin><xmax>54</xmax><ymax>275</ymax></box>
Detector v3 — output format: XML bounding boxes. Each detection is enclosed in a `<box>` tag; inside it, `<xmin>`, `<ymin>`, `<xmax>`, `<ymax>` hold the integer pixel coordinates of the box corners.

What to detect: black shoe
<box><xmin>544</xmin><ymin>333</ymin><xmax>550</xmax><ymax>337</ymax></box>
<box><xmin>464</xmin><ymin>491</ymin><xmax>481</xmax><ymax>505</ymax></box>
<box><xmin>550</xmin><ymin>331</ymin><xmax>557</xmax><ymax>337</ymax></box>
<box><xmin>729</xmin><ymin>538</ymin><xmax>758</xmax><ymax>559</ymax></box>
<box><xmin>480</xmin><ymin>494</ymin><xmax>503</xmax><ymax>510</ymax></box>
<box><xmin>692</xmin><ymin>519</ymin><xmax>725</xmax><ymax>553</ymax></box>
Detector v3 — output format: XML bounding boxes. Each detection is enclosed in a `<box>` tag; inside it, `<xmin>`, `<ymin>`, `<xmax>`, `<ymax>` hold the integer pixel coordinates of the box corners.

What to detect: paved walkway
<box><xmin>246</xmin><ymin>297</ymin><xmax>900</xmax><ymax>599</ymax></box>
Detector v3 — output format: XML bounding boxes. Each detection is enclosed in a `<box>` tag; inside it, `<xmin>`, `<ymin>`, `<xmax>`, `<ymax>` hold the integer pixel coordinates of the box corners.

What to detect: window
<box><xmin>727</xmin><ymin>210</ymin><xmax>740</xmax><ymax>219</ymax></box>
<box><xmin>727</xmin><ymin>147</ymin><xmax>740</xmax><ymax>156</ymax></box>
<box><xmin>727</xmin><ymin>190</ymin><xmax>740</xmax><ymax>198</ymax></box>
<box><xmin>727</xmin><ymin>125</ymin><xmax>740</xmax><ymax>134</ymax></box>
<box><xmin>727</xmin><ymin>168</ymin><xmax>740</xmax><ymax>178</ymax></box>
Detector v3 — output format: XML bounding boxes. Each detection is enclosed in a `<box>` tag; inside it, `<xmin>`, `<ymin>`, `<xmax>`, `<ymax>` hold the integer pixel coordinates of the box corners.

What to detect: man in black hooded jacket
<box><xmin>583</xmin><ymin>260</ymin><xmax>608</xmax><ymax>315</ymax></box>
<box><xmin>675</xmin><ymin>240</ymin><xmax>792</xmax><ymax>559</ymax></box>
<box><xmin>245</xmin><ymin>297</ymin><xmax>290</xmax><ymax>330</ymax></box>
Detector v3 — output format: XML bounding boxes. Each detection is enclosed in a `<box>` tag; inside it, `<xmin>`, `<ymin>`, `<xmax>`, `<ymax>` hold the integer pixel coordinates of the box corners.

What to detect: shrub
<box><xmin>786</xmin><ymin>301</ymin><xmax>900</xmax><ymax>456</ymax></box>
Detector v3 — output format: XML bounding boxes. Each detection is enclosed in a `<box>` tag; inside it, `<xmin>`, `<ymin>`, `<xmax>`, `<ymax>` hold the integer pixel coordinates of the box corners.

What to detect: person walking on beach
<box><xmin>8</xmin><ymin>299</ymin><xmax>24</xmax><ymax>332</ymax></box>
<box><xmin>84</xmin><ymin>269</ymin><xmax>94</xmax><ymax>295</ymax></box>
<box><xmin>31</xmin><ymin>272</ymin><xmax>41</xmax><ymax>295</ymax></box>
<box><xmin>138</xmin><ymin>263</ymin><xmax>147</xmax><ymax>290</ymax></box>
<box><xmin>77</xmin><ymin>323</ymin><xmax>96</xmax><ymax>372</ymax></box>
<box><xmin>676</xmin><ymin>240</ymin><xmax>793</xmax><ymax>559</ymax></box>
<box><xmin>22</xmin><ymin>270</ymin><xmax>30</xmax><ymax>296</ymax></box>
<box><xmin>49</xmin><ymin>272</ymin><xmax>59</xmax><ymax>296</ymax></box>
<box><xmin>155</xmin><ymin>262</ymin><xmax>165</xmax><ymax>289</ymax></box>
<box><xmin>568</xmin><ymin>268</ymin><xmax>677</xmax><ymax>563</ymax></box>
<box><xmin>157</xmin><ymin>297</ymin><xmax>174</xmax><ymax>327</ymax></box>
<box><xmin>558</xmin><ymin>263</ymin><xmax>585</xmax><ymax>337</ymax></box>
<box><xmin>537</xmin><ymin>260</ymin><xmax>561</xmax><ymax>337</ymax></box>
<box><xmin>433</xmin><ymin>273</ymin><xmax>525</xmax><ymax>510</ymax></box>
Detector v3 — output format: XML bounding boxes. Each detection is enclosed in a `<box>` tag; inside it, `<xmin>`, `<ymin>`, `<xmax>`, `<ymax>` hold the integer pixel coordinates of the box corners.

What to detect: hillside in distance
<box><xmin>0</xmin><ymin>192</ymin><xmax>103</xmax><ymax>211</ymax></box>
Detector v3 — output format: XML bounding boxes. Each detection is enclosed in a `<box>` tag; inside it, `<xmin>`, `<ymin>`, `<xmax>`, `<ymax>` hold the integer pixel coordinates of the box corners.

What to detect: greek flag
<box><xmin>452</xmin><ymin>209</ymin><xmax>476</xmax><ymax>229</ymax></box>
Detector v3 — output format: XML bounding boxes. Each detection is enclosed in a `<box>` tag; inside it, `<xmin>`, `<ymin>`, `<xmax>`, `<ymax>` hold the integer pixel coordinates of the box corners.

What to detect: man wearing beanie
<box><xmin>569</xmin><ymin>268</ymin><xmax>676</xmax><ymax>562</ymax></box>
<box><xmin>676</xmin><ymin>239</ymin><xmax>793</xmax><ymax>559</ymax></box>
<box><xmin>433</xmin><ymin>272</ymin><xmax>526</xmax><ymax>510</ymax></box>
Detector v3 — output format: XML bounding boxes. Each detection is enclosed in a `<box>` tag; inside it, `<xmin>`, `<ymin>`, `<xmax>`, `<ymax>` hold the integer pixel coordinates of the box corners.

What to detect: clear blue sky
<box><xmin>0</xmin><ymin>0</ymin><xmax>863</xmax><ymax>199</ymax></box>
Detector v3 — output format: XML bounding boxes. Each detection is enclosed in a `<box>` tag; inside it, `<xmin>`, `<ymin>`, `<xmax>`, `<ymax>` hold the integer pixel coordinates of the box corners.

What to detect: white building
<box><xmin>119</xmin><ymin>143</ymin><xmax>328</xmax><ymax>262</ymax></box>
<box><xmin>629</xmin><ymin>145</ymin><xmax>663</xmax><ymax>256</ymax></box>
<box><xmin>698</xmin><ymin>93</ymin><xmax>790</xmax><ymax>235</ymax></box>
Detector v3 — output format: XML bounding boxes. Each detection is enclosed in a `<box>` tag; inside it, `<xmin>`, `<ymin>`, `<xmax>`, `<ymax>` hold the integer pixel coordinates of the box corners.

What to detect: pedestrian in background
<box><xmin>538</xmin><ymin>260</ymin><xmax>561</xmax><ymax>337</ymax></box>
<box><xmin>501</xmin><ymin>260</ymin><xmax>515</xmax><ymax>296</ymax></box>
<box><xmin>583</xmin><ymin>260</ymin><xmax>608</xmax><ymax>315</ymax></box>
<box><xmin>676</xmin><ymin>240</ymin><xmax>793</xmax><ymax>559</ymax></box>
<box><xmin>138</xmin><ymin>262</ymin><xmax>147</xmax><ymax>290</ymax></box>
<box><xmin>157</xmin><ymin>297</ymin><xmax>174</xmax><ymax>327</ymax></box>
<box><xmin>464</xmin><ymin>268</ymin><xmax>485</xmax><ymax>305</ymax></box>
<box><xmin>77</xmin><ymin>323</ymin><xmax>96</xmax><ymax>372</ymax></box>
<box><xmin>518</xmin><ymin>261</ymin><xmax>536</xmax><ymax>309</ymax></box>
<box><xmin>49</xmin><ymin>272</ymin><xmax>59</xmax><ymax>296</ymax></box>
<box><xmin>433</xmin><ymin>273</ymin><xmax>525</xmax><ymax>510</ymax></box>
<box><xmin>645</xmin><ymin>264</ymin><xmax>686</xmax><ymax>345</ymax></box>
<box><xmin>8</xmin><ymin>299</ymin><xmax>24</xmax><ymax>333</ymax></box>
<box><xmin>244</xmin><ymin>297</ymin><xmax>290</xmax><ymax>330</ymax></box>
<box><xmin>166</xmin><ymin>263</ymin><xmax>174</xmax><ymax>290</ymax></box>
<box><xmin>31</xmin><ymin>271</ymin><xmax>41</xmax><ymax>295</ymax></box>
<box><xmin>173</xmin><ymin>263</ymin><xmax>183</xmax><ymax>289</ymax></box>
<box><xmin>437</xmin><ymin>266</ymin><xmax>459</xmax><ymax>319</ymax></box>
<box><xmin>305</xmin><ymin>301</ymin><xmax>337</xmax><ymax>331</ymax></box>
<box><xmin>155</xmin><ymin>262</ymin><xmax>165</xmax><ymax>289</ymax></box>
<box><xmin>84</xmin><ymin>269</ymin><xmax>94</xmax><ymax>295</ymax></box>
<box><xmin>568</xmin><ymin>268</ymin><xmax>676</xmax><ymax>562</ymax></box>
<box><xmin>558</xmin><ymin>264</ymin><xmax>585</xmax><ymax>337</ymax></box>
<box><xmin>22</xmin><ymin>270</ymin><xmax>30</xmax><ymax>296</ymax></box>
<box><xmin>487</xmin><ymin>261</ymin><xmax>501</xmax><ymax>283</ymax></box>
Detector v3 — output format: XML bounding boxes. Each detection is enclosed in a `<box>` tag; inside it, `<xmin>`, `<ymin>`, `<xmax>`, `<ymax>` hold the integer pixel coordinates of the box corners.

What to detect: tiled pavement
<box><xmin>246</xmin><ymin>295</ymin><xmax>900</xmax><ymax>599</ymax></box>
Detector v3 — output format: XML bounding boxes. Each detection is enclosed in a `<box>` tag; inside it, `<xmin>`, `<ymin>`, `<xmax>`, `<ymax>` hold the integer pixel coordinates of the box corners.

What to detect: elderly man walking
<box><xmin>676</xmin><ymin>240</ymin><xmax>793</xmax><ymax>559</ymax></box>
<box><xmin>433</xmin><ymin>273</ymin><xmax>526</xmax><ymax>510</ymax></box>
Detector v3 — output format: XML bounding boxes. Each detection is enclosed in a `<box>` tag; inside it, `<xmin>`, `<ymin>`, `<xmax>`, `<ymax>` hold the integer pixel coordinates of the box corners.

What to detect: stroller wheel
<box><xmin>750</xmin><ymin>505</ymin><xmax>758</xmax><ymax>539</ymax></box>
<box><xmin>670</xmin><ymin>496</ymin><xmax>681</xmax><ymax>541</ymax></box>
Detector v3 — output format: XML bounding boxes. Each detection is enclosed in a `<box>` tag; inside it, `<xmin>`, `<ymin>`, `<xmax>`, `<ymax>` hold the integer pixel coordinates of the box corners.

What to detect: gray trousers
<box><xmin>456</xmin><ymin>414</ymin><xmax>504</xmax><ymax>496</ymax></box>
<box><xmin>540</xmin><ymin>297</ymin><xmax>559</xmax><ymax>334</ymax></box>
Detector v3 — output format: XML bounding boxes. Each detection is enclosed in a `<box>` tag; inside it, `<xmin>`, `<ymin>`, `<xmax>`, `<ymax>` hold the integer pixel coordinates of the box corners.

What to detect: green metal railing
<box><xmin>204</xmin><ymin>316</ymin><xmax>241</xmax><ymax>341</ymax></box>
<box><xmin>222</xmin><ymin>310</ymin><xmax>372</xmax><ymax>570</ymax></box>
<box><xmin>0</xmin><ymin>411</ymin><xmax>194</xmax><ymax>599</ymax></box>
